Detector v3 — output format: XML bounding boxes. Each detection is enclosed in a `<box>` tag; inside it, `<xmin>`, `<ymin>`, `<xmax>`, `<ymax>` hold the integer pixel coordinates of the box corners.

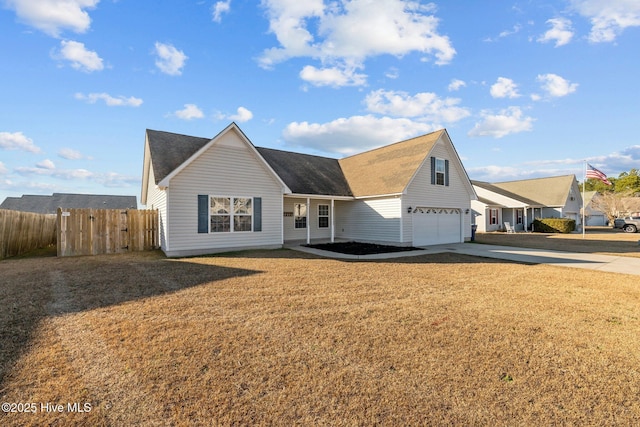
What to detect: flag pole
<box><xmin>582</xmin><ymin>160</ymin><xmax>586</xmax><ymax>239</ymax></box>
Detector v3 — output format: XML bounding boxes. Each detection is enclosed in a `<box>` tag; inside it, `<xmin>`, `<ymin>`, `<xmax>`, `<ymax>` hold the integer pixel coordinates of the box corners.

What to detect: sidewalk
<box><xmin>291</xmin><ymin>243</ymin><xmax>640</xmax><ymax>276</ymax></box>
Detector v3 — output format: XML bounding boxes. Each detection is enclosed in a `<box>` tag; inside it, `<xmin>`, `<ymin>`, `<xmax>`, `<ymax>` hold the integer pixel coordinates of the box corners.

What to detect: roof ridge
<box><xmin>340</xmin><ymin>128</ymin><xmax>445</xmax><ymax>160</ymax></box>
<box><xmin>493</xmin><ymin>174</ymin><xmax>575</xmax><ymax>185</ymax></box>
<box><xmin>257</xmin><ymin>146</ymin><xmax>339</xmax><ymax>161</ymax></box>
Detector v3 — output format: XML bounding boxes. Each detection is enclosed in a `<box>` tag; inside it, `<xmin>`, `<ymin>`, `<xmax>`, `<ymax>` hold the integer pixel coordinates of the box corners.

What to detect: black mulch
<box><xmin>304</xmin><ymin>241</ymin><xmax>424</xmax><ymax>255</ymax></box>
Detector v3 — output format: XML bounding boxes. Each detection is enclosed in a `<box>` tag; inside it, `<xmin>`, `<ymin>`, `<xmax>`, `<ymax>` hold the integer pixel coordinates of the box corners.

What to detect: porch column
<box><xmin>306</xmin><ymin>197</ymin><xmax>310</xmax><ymax>245</ymax></box>
<box><xmin>524</xmin><ymin>207</ymin><xmax>528</xmax><ymax>232</ymax></box>
<box><xmin>330</xmin><ymin>199</ymin><xmax>335</xmax><ymax>243</ymax></box>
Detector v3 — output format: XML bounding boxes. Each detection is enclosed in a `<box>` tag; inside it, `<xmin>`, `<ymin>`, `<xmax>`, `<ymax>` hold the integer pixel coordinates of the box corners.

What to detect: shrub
<box><xmin>532</xmin><ymin>218</ymin><xmax>576</xmax><ymax>233</ymax></box>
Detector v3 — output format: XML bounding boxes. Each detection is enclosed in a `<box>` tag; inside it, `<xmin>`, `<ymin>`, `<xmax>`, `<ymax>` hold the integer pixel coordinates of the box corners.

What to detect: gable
<box><xmin>146</xmin><ymin>123</ymin><xmax>289</xmax><ymax>193</ymax></box>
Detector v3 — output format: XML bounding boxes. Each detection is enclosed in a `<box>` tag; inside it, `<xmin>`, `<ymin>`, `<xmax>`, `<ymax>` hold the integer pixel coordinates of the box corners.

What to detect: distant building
<box><xmin>0</xmin><ymin>193</ymin><xmax>137</xmax><ymax>214</ymax></box>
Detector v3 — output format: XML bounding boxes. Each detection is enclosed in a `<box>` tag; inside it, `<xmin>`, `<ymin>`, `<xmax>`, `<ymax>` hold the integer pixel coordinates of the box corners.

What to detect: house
<box><xmin>0</xmin><ymin>193</ymin><xmax>137</xmax><ymax>214</ymax></box>
<box><xmin>141</xmin><ymin>123</ymin><xmax>476</xmax><ymax>257</ymax></box>
<box><xmin>472</xmin><ymin>175</ymin><xmax>583</xmax><ymax>232</ymax></box>
<box><xmin>583</xmin><ymin>191</ymin><xmax>607</xmax><ymax>226</ymax></box>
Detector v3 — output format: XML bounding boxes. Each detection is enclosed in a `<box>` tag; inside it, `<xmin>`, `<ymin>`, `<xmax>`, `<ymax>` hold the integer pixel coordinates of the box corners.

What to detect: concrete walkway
<box><xmin>291</xmin><ymin>243</ymin><xmax>640</xmax><ymax>276</ymax></box>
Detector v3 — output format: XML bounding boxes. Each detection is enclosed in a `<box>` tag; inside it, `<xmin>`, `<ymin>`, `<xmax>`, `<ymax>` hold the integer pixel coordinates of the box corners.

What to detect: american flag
<box><xmin>586</xmin><ymin>163</ymin><xmax>612</xmax><ymax>186</ymax></box>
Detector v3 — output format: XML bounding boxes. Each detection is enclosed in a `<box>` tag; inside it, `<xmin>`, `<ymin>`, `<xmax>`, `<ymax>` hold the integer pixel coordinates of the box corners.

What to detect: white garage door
<box><xmin>412</xmin><ymin>207</ymin><xmax>462</xmax><ymax>246</ymax></box>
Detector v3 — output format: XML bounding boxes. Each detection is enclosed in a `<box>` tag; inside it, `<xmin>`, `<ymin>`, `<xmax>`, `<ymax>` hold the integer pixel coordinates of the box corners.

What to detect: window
<box><xmin>294</xmin><ymin>203</ymin><xmax>307</xmax><ymax>229</ymax></box>
<box><xmin>234</xmin><ymin>197</ymin><xmax>252</xmax><ymax>232</ymax></box>
<box><xmin>318</xmin><ymin>204</ymin><xmax>329</xmax><ymax>228</ymax></box>
<box><xmin>435</xmin><ymin>158</ymin><xmax>446</xmax><ymax>185</ymax></box>
<box><xmin>210</xmin><ymin>197</ymin><xmax>230</xmax><ymax>232</ymax></box>
<box><xmin>210</xmin><ymin>196</ymin><xmax>252</xmax><ymax>233</ymax></box>
<box><xmin>431</xmin><ymin>157</ymin><xmax>449</xmax><ymax>186</ymax></box>
<box><xmin>489</xmin><ymin>208</ymin><xmax>498</xmax><ymax>225</ymax></box>
<box><xmin>516</xmin><ymin>209</ymin><xmax>523</xmax><ymax>225</ymax></box>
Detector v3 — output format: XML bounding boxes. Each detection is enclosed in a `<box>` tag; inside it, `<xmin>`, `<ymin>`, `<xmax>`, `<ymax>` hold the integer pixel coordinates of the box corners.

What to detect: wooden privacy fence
<box><xmin>57</xmin><ymin>208</ymin><xmax>158</xmax><ymax>257</ymax></box>
<box><xmin>0</xmin><ymin>209</ymin><xmax>57</xmax><ymax>259</ymax></box>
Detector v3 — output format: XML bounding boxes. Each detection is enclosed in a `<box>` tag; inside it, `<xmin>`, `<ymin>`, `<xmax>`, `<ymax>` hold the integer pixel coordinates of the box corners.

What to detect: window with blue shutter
<box><xmin>254</xmin><ymin>197</ymin><xmax>262</xmax><ymax>232</ymax></box>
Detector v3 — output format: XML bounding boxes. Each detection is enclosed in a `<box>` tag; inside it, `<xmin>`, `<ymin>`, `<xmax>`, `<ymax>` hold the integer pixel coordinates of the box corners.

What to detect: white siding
<box><xmin>142</xmin><ymin>162</ymin><xmax>168</xmax><ymax>251</ymax></box>
<box><xmin>334</xmin><ymin>197</ymin><xmax>402</xmax><ymax>244</ymax></box>
<box><xmin>402</xmin><ymin>138</ymin><xmax>474</xmax><ymax>243</ymax></box>
<box><xmin>165</xmin><ymin>130</ymin><xmax>283</xmax><ymax>256</ymax></box>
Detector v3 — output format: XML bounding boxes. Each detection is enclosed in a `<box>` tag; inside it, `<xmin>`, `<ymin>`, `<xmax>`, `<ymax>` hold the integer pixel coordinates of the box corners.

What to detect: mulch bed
<box><xmin>305</xmin><ymin>241</ymin><xmax>423</xmax><ymax>255</ymax></box>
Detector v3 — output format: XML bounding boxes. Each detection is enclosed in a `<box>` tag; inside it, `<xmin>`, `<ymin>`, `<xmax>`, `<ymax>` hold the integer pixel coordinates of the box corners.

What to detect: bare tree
<box><xmin>588</xmin><ymin>191</ymin><xmax>638</xmax><ymax>223</ymax></box>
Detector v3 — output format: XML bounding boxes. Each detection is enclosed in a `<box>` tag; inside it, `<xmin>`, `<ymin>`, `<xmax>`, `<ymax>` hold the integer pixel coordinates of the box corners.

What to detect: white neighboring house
<box><xmin>141</xmin><ymin>123</ymin><xmax>477</xmax><ymax>257</ymax></box>
<box><xmin>472</xmin><ymin>175</ymin><xmax>583</xmax><ymax>232</ymax></box>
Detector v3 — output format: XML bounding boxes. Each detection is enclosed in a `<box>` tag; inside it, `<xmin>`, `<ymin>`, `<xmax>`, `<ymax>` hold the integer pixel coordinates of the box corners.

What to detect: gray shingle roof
<box><xmin>0</xmin><ymin>193</ymin><xmax>137</xmax><ymax>214</ymax></box>
<box><xmin>256</xmin><ymin>147</ymin><xmax>353</xmax><ymax>196</ymax></box>
<box><xmin>146</xmin><ymin>129</ymin><xmax>210</xmax><ymax>184</ymax></box>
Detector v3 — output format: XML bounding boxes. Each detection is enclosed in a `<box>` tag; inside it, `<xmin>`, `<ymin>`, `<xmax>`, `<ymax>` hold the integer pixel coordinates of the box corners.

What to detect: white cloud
<box><xmin>58</xmin><ymin>147</ymin><xmax>87</xmax><ymax>160</ymax></box>
<box><xmin>538</xmin><ymin>17</ymin><xmax>574</xmax><ymax>47</ymax></box>
<box><xmin>299</xmin><ymin>64</ymin><xmax>367</xmax><ymax>87</ymax></box>
<box><xmin>4</xmin><ymin>0</ymin><xmax>99</xmax><ymax>37</ymax></box>
<box><xmin>385</xmin><ymin>67</ymin><xmax>399</xmax><ymax>79</ymax></box>
<box><xmin>0</xmin><ymin>161</ymin><xmax>8</xmax><ymax>174</ymax></box>
<box><xmin>571</xmin><ymin>0</ymin><xmax>640</xmax><ymax>42</ymax></box>
<box><xmin>173</xmin><ymin>104</ymin><xmax>204</xmax><ymax>120</ymax></box>
<box><xmin>536</xmin><ymin>73</ymin><xmax>578</xmax><ymax>97</ymax></box>
<box><xmin>75</xmin><ymin>92</ymin><xmax>143</xmax><ymax>107</ymax></box>
<box><xmin>154</xmin><ymin>42</ymin><xmax>187</xmax><ymax>76</ymax></box>
<box><xmin>448</xmin><ymin>79</ymin><xmax>466</xmax><ymax>91</ymax></box>
<box><xmin>490</xmin><ymin>77</ymin><xmax>520</xmax><ymax>99</ymax></box>
<box><xmin>228</xmin><ymin>107</ymin><xmax>253</xmax><ymax>123</ymax></box>
<box><xmin>15</xmin><ymin>165</ymin><xmax>93</xmax><ymax>180</ymax></box>
<box><xmin>364</xmin><ymin>89</ymin><xmax>470</xmax><ymax>123</ymax></box>
<box><xmin>283</xmin><ymin>115</ymin><xmax>436</xmax><ymax>156</ymax></box>
<box><xmin>259</xmin><ymin>0</ymin><xmax>455</xmax><ymax>86</ymax></box>
<box><xmin>36</xmin><ymin>159</ymin><xmax>56</xmax><ymax>169</ymax></box>
<box><xmin>212</xmin><ymin>0</ymin><xmax>231</xmax><ymax>22</ymax></box>
<box><xmin>56</xmin><ymin>40</ymin><xmax>104</xmax><ymax>72</ymax></box>
<box><xmin>0</xmin><ymin>131</ymin><xmax>42</xmax><ymax>153</ymax></box>
<box><xmin>468</xmin><ymin>107</ymin><xmax>535</xmax><ymax>138</ymax></box>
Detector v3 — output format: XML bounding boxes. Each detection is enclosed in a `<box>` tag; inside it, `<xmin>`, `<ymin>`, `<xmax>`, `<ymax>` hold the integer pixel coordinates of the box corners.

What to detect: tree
<box><xmin>614</xmin><ymin>169</ymin><xmax>640</xmax><ymax>194</ymax></box>
<box><xmin>587</xmin><ymin>191</ymin><xmax>631</xmax><ymax>224</ymax></box>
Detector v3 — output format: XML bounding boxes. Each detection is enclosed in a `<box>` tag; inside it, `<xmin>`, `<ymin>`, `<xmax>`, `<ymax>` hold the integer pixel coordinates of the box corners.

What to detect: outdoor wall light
<box><xmin>465</xmin><ymin>209</ymin><xmax>470</xmax><ymax>214</ymax></box>
<box><xmin>407</xmin><ymin>206</ymin><xmax>412</xmax><ymax>213</ymax></box>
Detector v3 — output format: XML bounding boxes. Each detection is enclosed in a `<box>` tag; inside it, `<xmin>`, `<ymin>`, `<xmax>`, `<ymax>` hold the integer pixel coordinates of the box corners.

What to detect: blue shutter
<box><xmin>445</xmin><ymin>159</ymin><xmax>450</xmax><ymax>186</ymax></box>
<box><xmin>254</xmin><ymin>197</ymin><xmax>262</xmax><ymax>232</ymax></box>
<box><xmin>198</xmin><ymin>195</ymin><xmax>208</xmax><ymax>233</ymax></box>
<box><xmin>430</xmin><ymin>157</ymin><xmax>436</xmax><ymax>185</ymax></box>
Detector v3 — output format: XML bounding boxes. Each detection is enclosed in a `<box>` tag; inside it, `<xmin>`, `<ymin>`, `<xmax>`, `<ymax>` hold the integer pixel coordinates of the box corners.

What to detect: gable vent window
<box><xmin>430</xmin><ymin>157</ymin><xmax>450</xmax><ymax>186</ymax></box>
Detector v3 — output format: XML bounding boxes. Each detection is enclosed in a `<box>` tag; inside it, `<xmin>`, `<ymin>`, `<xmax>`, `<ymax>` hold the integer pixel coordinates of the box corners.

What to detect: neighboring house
<box><xmin>471</xmin><ymin>175</ymin><xmax>583</xmax><ymax>232</ymax></box>
<box><xmin>583</xmin><ymin>191</ymin><xmax>607</xmax><ymax>226</ymax></box>
<box><xmin>0</xmin><ymin>193</ymin><xmax>137</xmax><ymax>214</ymax></box>
<box><xmin>141</xmin><ymin>122</ymin><xmax>477</xmax><ymax>257</ymax></box>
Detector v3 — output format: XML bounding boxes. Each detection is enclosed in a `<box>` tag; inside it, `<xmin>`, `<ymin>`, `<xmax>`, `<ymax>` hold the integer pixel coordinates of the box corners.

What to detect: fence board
<box><xmin>57</xmin><ymin>208</ymin><xmax>158</xmax><ymax>257</ymax></box>
<box><xmin>0</xmin><ymin>209</ymin><xmax>57</xmax><ymax>259</ymax></box>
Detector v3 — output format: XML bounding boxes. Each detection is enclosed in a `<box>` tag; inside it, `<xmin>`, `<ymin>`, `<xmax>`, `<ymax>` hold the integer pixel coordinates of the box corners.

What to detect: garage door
<box><xmin>412</xmin><ymin>207</ymin><xmax>462</xmax><ymax>246</ymax></box>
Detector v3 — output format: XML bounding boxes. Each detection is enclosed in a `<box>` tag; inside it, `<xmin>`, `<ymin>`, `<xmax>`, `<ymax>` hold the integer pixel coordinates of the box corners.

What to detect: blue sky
<box><xmin>1</xmin><ymin>0</ymin><xmax>639</xmax><ymax>205</ymax></box>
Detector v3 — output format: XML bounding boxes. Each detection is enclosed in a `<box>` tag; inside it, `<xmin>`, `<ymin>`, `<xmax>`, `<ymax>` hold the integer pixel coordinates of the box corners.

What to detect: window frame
<box><xmin>209</xmin><ymin>196</ymin><xmax>253</xmax><ymax>233</ymax></box>
<box><xmin>489</xmin><ymin>208</ymin><xmax>498</xmax><ymax>225</ymax></box>
<box><xmin>318</xmin><ymin>204</ymin><xmax>329</xmax><ymax>228</ymax></box>
<box><xmin>435</xmin><ymin>158</ymin><xmax>446</xmax><ymax>186</ymax></box>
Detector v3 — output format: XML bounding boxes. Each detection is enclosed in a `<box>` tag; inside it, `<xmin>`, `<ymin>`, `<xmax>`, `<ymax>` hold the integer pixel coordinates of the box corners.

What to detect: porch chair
<box><xmin>504</xmin><ymin>222</ymin><xmax>516</xmax><ymax>233</ymax></box>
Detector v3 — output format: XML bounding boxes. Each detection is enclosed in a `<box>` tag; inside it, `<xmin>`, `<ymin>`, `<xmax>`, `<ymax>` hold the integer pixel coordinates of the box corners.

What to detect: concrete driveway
<box><xmin>294</xmin><ymin>242</ymin><xmax>640</xmax><ymax>276</ymax></box>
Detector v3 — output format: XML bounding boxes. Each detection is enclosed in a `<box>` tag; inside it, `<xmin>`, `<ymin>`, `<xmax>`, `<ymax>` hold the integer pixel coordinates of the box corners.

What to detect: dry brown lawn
<box><xmin>1</xmin><ymin>247</ymin><xmax>639</xmax><ymax>426</ymax></box>
<box><xmin>475</xmin><ymin>226</ymin><xmax>640</xmax><ymax>258</ymax></box>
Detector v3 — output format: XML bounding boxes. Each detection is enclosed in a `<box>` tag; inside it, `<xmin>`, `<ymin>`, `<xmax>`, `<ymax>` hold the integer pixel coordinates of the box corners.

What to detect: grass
<box><xmin>1</xmin><ymin>237</ymin><xmax>639</xmax><ymax>425</ymax></box>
